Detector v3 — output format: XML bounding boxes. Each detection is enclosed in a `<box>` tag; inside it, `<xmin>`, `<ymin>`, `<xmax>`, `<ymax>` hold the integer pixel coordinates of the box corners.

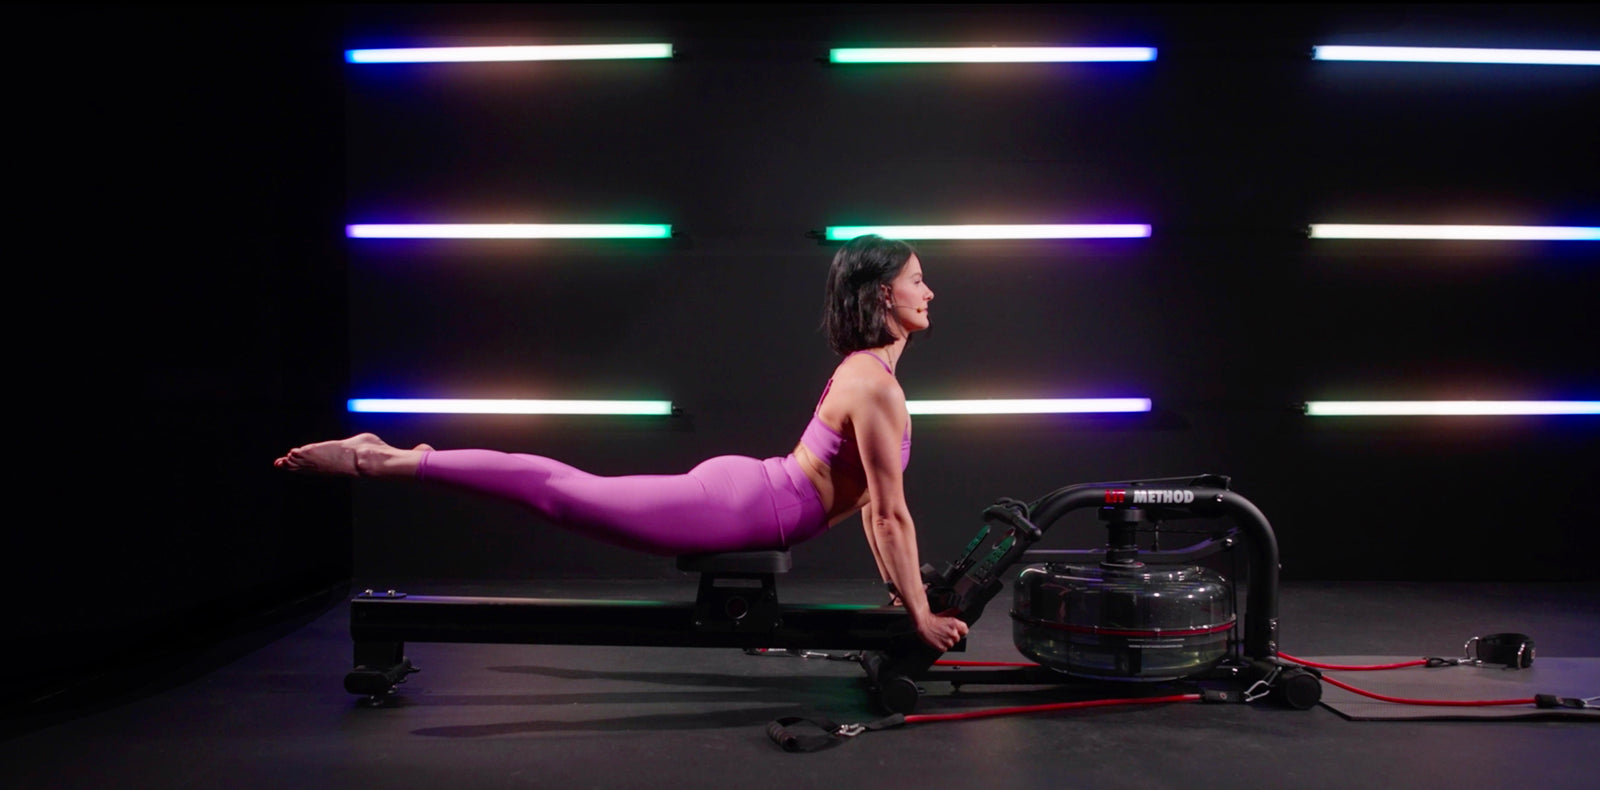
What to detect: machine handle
<box><xmin>982</xmin><ymin>499</ymin><xmax>1041</xmax><ymax>541</ymax></box>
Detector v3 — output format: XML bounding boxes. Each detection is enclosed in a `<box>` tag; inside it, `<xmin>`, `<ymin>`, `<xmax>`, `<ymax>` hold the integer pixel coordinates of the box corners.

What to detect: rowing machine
<box><xmin>859</xmin><ymin>473</ymin><xmax>1320</xmax><ymax>713</ymax></box>
<box><xmin>344</xmin><ymin>473</ymin><xmax>1317</xmax><ymax>715</ymax></box>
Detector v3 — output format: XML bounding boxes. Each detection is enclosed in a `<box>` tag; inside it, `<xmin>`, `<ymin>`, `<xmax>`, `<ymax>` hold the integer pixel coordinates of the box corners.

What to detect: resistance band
<box><xmin>769</xmin><ymin>694</ymin><xmax>1202</xmax><ymax>752</ymax></box>
<box><xmin>1277</xmin><ymin>651</ymin><xmax>1592</xmax><ymax>709</ymax></box>
<box><xmin>761</xmin><ymin>634</ymin><xmax>1594</xmax><ymax>750</ymax></box>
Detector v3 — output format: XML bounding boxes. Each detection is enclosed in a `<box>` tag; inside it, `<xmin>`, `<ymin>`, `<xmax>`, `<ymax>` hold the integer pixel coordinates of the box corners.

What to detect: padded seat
<box><xmin>676</xmin><ymin>550</ymin><xmax>792</xmax><ymax>574</ymax></box>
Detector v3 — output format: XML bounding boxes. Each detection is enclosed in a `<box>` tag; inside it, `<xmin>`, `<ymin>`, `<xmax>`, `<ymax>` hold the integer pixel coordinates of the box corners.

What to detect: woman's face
<box><xmin>884</xmin><ymin>254</ymin><xmax>934</xmax><ymax>336</ymax></box>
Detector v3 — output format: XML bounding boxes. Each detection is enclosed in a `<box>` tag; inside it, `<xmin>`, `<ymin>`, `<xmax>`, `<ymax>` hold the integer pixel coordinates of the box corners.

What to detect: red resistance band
<box><xmin>933</xmin><ymin>660</ymin><xmax>1039</xmax><ymax>668</ymax></box>
<box><xmin>1276</xmin><ymin>654</ymin><xmax>1429</xmax><ymax>671</ymax></box>
<box><xmin>1277</xmin><ymin>652</ymin><xmax>1535</xmax><ymax>707</ymax></box>
<box><xmin>935</xmin><ymin>656</ymin><xmax>1546</xmax><ymax>708</ymax></box>
<box><xmin>771</xmin><ymin>654</ymin><xmax>1589</xmax><ymax>751</ymax></box>
<box><xmin>904</xmin><ymin>694</ymin><xmax>1201</xmax><ymax>725</ymax></box>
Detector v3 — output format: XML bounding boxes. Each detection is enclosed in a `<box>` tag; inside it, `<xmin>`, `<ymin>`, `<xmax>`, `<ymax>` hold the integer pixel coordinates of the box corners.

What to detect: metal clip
<box><xmin>1243</xmin><ymin>666</ymin><xmax>1283</xmax><ymax>703</ymax></box>
<box><xmin>835</xmin><ymin>723</ymin><xmax>867</xmax><ymax>738</ymax></box>
<box><xmin>1242</xmin><ymin>680</ymin><xmax>1272</xmax><ymax>703</ymax></box>
<box><xmin>745</xmin><ymin>648</ymin><xmax>859</xmax><ymax>661</ymax></box>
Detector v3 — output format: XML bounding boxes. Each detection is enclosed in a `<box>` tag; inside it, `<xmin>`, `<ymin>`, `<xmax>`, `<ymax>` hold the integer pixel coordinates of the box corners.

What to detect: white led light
<box><xmin>348</xmin><ymin>399</ymin><xmax>675</xmax><ymax>415</ymax></box>
<box><xmin>830</xmin><ymin>47</ymin><xmax>1156</xmax><ymax>63</ymax></box>
<box><xmin>907</xmin><ymin>399</ymin><xmax>1152</xmax><ymax>415</ymax></box>
<box><xmin>346</xmin><ymin>224</ymin><xmax>673</xmax><ymax>239</ymax></box>
<box><xmin>826</xmin><ymin>224</ymin><xmax>1151</xmax><ymax>241</ymax></box>
<box><xmin>346</xmin><ymin>44</ymin><xmax>675</xmax><ymax>64</ymax></box>
<box><xmin>1313</xmin><ymin>46</ymin><xmax>1600</xmax><ymax>66</ymax></box>
<box><xmin>1310</xmin><ymin>225</ymin><xmax>1600</xmax><ymax>241</ymax></box>
<box><xmin>1305</xmin><ymin>401</ymin><xmax>1600</xmax><ymax>416</ymax></box>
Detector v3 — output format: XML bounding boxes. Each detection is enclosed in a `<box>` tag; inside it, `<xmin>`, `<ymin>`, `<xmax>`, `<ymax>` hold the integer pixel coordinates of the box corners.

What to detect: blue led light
<box><xmin>346</xmin><ymin>44</ymin><xmax>675</xmax><ymax>64</ymax></box>
<box><xmin>346</xmin><ymin>224</ymin><xmax>673</xmax><ymax>239</ymax></box>
<box><xmin>907</xmin><ymin>398</ymin><xmax>1152</xmax><ymax>415</ymax></box>
<box><xmin>830</xmin><ymin>47</ymin><xmax>1156</xmax><ymax>64</ymax></box>
<box><xmin>1313</xmin><ymin>46</ymin><xmax>1600</xmax><ymax>66</ymax></box>
<box><xmin>1305</xmin><ymin>401</ymin><xmax>1600</xmax><ymax>416</ymax></box>
<box><xmin>348</xmin><ymin>399</ymin><xmax>675</xmax><ymax>415</ymax></box>
<box><xmin>1311</xmin><ymin>225</ymin><xmax>1600</xmax><ymax>241</ymax></box>
<box><xmin>826</xmin><ymin>224</ymin><xmax>1152</xmax><ymax>241</ymax></box>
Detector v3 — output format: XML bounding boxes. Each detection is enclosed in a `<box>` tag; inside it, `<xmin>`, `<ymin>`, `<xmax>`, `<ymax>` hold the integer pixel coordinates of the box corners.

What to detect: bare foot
<box><xmin>275</xmin><ymin>433</ymin><xmax>390</xmax><ymax>476</ymax></box>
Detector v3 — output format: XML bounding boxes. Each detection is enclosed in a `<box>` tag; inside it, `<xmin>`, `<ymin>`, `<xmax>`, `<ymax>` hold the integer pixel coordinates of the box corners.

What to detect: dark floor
<box><xmin>3</xmin><ymin>578</ymin><xmax>1596</xmax><ymax>790</ymax></box>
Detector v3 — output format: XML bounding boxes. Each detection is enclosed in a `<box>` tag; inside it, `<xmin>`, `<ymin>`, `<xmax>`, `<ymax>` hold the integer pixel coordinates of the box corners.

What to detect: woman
<box><xmin>276</xmin><ymin>234</ymin><xmax>967</xmax><ymax>651</ymax></box>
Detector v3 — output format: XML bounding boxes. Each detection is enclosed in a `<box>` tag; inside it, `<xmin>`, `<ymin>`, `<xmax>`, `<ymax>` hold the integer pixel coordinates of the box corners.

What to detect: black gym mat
<box><xmin>1304</xmin><ymin>656</ymin><xmax>1600</xmax><ymax>721</ymax></box>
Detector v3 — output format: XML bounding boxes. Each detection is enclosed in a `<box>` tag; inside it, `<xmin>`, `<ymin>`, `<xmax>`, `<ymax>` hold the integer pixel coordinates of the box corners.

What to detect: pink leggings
<box><xmin>415</xmin><ymin>450</ymin><xmax>829</xmax><ymax>556</ymax></box>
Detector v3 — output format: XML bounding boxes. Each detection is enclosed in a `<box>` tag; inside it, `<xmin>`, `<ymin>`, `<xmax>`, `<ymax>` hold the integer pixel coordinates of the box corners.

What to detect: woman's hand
<box><xmin>916</xmin><ymin>613</ymin><xmax>969</xmax><ymax>652</ymax></box>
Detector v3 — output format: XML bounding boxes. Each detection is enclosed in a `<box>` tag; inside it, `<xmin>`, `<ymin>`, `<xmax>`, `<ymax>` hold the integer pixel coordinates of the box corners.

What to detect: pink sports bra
<box><xmin>799</xmin><ymin>350</ymin><xmax>912</xmax><ymax>470</ymax></box>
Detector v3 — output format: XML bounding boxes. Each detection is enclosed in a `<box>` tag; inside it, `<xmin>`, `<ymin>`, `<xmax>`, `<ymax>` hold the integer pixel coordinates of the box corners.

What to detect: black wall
<box><xmin>9</xmin><ymin>5</ymin><xmax>1597</xmax><ymax>715</ymax></box>
<box><xmin>342</xmin><ymin>4</ymin><xmax>1598</xmax><ymax>583</ymax></box>
<box><xmin>11</xmin><ymin>6</ymin><xmax>349</xmax><ymax>709</ymax></box>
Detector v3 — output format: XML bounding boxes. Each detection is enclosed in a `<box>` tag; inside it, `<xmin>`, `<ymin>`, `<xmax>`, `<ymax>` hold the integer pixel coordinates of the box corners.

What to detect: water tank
<box><xmin>1013</xmin><ymin>563</ymin><xmax>1235</xmax><ymax>681</ymax></box>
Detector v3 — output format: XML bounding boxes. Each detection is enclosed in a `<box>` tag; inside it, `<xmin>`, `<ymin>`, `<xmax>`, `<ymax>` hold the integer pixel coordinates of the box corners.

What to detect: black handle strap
<box><xmin>1534</xmin><ymin>694</ymin><xmax>1596</xmax><ymax>710</ymax></box>
<box><xmin>1474</xmin><ymin>633</ymin><xmax>1535</xmax><ymax>668</ymax></box>
<box><xmin>767</xmin><ymin>714</ymin><xmax>909</xmax><ymax>752</ymax></box>
<box><xmin>767</xmin><ymin>716</ymin><xmax>844</xmax><ymax>752</ymax></box>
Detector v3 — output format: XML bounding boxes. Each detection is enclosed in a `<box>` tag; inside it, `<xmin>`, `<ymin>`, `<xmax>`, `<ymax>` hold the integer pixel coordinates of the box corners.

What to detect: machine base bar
<box><xmin>351</xmin><ymin>594</ymin><xmax>922</xmax><ymax>650</ymax></box>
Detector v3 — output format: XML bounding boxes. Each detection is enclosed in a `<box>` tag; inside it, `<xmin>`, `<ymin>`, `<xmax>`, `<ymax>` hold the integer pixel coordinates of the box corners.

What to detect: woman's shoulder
<box><xmin>829</xmin><ymin>355</ymin><xmax>904</xmax><ymax>405</ymax></box>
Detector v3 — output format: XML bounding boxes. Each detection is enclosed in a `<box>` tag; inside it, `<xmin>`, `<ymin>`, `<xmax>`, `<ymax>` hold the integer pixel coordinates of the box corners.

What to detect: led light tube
<box><xmin>347</xmin><ymin>224</ymin><xmax>673</xmax><ymax>239</ymax></box>
<box><xmin>826</xmin><ymin>225</ymin><xmax>1151</xmax><ymax>241</ymax></box>
<box><xmin>907</xmin><ymin>399</ymin><xmax>1152</xmax><ymax>415</ymax></box>
<box><xmin>1310</xmin><ymin>225</ymin><xmax>1600</xmax><ymax>241</ymax></box>
<box><xmin>830</xmin><ymin>47</ymin><xmax>1156</xmax><ymax>63</ymax></box>
<box><xmin>1305</xmin><ymin>401</ymin><xmax>1600</xmax><ymax>416</ymax></box>
<box><xmin>1313</xmin><ymin>46</ymin><xmax>1600</xmax><ymax>66</ymax></box>
<box><xmin>346</xmin><ymin>44</ymin><xmax>674</xmax><ymax>64</ymax></box>
<box><xmin>349</xmin><ymin>399</ymin><xmax>675</xmax><ymax>415</ymax></box>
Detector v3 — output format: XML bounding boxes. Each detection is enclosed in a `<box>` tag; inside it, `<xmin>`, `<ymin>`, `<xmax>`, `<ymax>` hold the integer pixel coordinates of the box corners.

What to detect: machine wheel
<box><xmin>344</xmin><ymin>670</ymin><xmax>394</xmax><ymax>697</ymax></box>
<box><xmin>1274</xmin><ymin>668</ymin><xmax>1322</xmax><ymax>710</ymax></box>
<box><xmin>344</xmin><ymin>657</ymin><xmax>419</xmax><ymax>697</ymax></box>
<box><xmin>876</xmin><ymin>673</ymin><xmax>921</xmax><ymax>714</ymax></box>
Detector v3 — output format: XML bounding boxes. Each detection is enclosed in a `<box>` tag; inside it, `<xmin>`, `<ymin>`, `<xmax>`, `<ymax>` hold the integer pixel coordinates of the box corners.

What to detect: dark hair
<box><xmin>822</xmin><ymin>234</ymin><xmax>917</xmax><ymax>356</ymax></box>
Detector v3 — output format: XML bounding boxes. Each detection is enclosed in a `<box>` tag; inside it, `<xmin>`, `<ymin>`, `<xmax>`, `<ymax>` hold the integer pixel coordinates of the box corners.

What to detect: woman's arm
<box><xmin>850</xmin><ymin>378</ymin><xmax>968</xmax><ymax>651</ymax></box>
<box><xmin>860</xmin><ymin>519</ymin><xmax>896</xmax><ymax>600</ymax></box>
